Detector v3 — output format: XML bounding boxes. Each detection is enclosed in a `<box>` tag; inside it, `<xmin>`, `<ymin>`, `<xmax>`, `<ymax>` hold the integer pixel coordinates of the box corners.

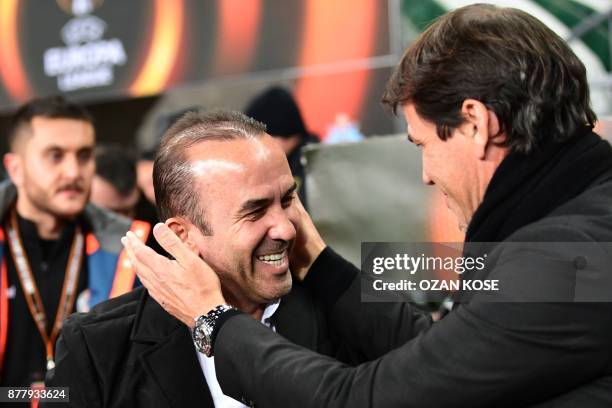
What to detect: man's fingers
<box><xmin>122</xmin><ymin>236</ymin><xmax>172</xmax><ymax>300</ymax></box>
<box><xmin>122</xmin><ymin>234</ymin><xmax>167</xmax><ymax>281</ymax></box>
<box><xmin>125</xmin><ymin>230</ymin><xmax>173</xmax><ymax>272</ymax></box>
<box><xmin>152</xmin><ymin>223</ymin><xmax>201</xmax><ymax>267</ymax></box>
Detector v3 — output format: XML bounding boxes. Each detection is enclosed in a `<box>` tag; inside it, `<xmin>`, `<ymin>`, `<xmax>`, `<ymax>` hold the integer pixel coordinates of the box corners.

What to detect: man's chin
<box><xmin>47</xmin><ymin>202</ymin><xmax>87</xmax><ymax>219</ymax></box>
<box><xmin>261</xmin><ymin>275</ymin><xmax>293</xmax><ymax>301</ymax></box>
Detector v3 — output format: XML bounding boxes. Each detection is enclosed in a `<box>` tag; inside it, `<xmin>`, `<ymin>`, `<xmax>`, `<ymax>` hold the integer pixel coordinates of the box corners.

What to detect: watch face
<box><xmin>192</xmin><ymin>305</ymin><xmax>236</xmax><ymax>357</ymax></box>
<box><xmin>193</xmin><ymin>317</ymin><xmax>213</xmax><ymax>356</ymax></box>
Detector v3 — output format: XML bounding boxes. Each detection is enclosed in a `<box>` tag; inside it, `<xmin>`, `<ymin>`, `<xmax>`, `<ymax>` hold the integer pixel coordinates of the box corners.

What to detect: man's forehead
<box><xmin>185</xmin><ymin>137</ymin><xmax>292</xmax><ymax>194</ymax></box>
<box><xmin>190</xmin><ymin>158</ymin><xmax>245</xmax><ymax>179</ymax></box>
<box><xmin>28</xmin><ymin>116</ymin><xmax>94</xmax><ymax>144</ymax></box>
<box><xmin>187</xmin><ymin>137</ymin><xmax>253</xmax><ymax>156</ymax></box>
<box><xmin>185</xmin><ymin>136</ymin><xmax>281</xmax><ymax>169</ymax></box>
<box><xmin>13</xmin><ymin>116</ymin><xmax>93</xmax><ymax>151</ymax></box>
<box><xmin>30</xmin><ymin>116</ymin><xmax>93</xmax><ymax>133</ymax></box>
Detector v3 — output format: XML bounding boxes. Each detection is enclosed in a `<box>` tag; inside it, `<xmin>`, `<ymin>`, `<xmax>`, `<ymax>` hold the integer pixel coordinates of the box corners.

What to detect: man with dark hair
<box><xmin>125</xmin><ymin>4</ymin><xmax>612</xmax><ymax>407</ymax></box>
<box><xmin>0</xmin><ymin>96</ymin><xmax>147</xmax><ymax>389</ymax></box>
<box><xmin>46</xmin><ymin>109</ymin><xmax>339</xmax><ymax>407</ymax></box>
<box><xmin>91</xmin><ymin>144</ymin><xmax>140</xmax><ymax>218</ymax></box>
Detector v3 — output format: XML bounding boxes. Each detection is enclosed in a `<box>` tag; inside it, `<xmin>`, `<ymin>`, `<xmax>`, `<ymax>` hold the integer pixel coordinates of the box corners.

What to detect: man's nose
<box><xmin>268</xmin><ymin>207</ymin><xmax>297</xmax><ymax>242</ymax></box>
<box><xmin>63</xmin><ymin>155</ymin><xmax>81</xmax><ymax>179</ymax></box>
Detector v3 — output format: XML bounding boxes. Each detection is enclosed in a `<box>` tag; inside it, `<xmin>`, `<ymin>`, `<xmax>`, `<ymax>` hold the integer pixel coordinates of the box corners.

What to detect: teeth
<box><xmin>260</xmin><ymin>259</ymin><xmax>283</xmax><ymax>266</ymax></box>
<box><xmin>257</xmin><ymin>251</ymin><xmax>285</xmax><ymax>265</ymax></box>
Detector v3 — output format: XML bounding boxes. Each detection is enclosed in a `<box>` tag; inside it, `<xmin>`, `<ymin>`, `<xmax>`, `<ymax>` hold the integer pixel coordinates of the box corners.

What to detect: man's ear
<box><xmin>3</xmin><ymin>153</ymin><xmax>23</xmax><ymax>187</ymax></box>
<box><xmin>460</xmin><ymin>99</ymin><xmax>501</xmax><ymax>160</ymax></box>
<box><xmin>165</xmin><ymin>217</ymin><xmax>199</xmax><ymax>255</ymax></box>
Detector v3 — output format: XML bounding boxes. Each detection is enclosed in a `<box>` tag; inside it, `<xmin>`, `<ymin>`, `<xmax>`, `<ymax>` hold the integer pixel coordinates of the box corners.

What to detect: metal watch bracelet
<box><xmin>192</xmin><ymin>305</ymin><xmax>236</xmax><ymax>357</ymax></box>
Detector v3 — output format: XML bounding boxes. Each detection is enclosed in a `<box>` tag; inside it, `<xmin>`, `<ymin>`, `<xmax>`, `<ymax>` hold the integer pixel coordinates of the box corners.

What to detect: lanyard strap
<box><xmin>6</xmin><ymin>209</ymin><xmax>83</xmax><ymax>371</ymax></box>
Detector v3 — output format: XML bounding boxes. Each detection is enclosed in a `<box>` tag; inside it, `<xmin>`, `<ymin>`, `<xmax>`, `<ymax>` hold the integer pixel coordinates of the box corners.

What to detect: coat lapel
<box><xmin>131</xmin><ymin>291</ymin><xmax>214</xmax><ymax>408</ymax></box>
<box><xmin>129</xmin><ymin>285</ymin><xmax>321</xmax><ymax>408</ymax></box>
<box><xmin>272</xmin><ymin>284</ymin><xmax>319</xmax><ymax>350</ymax></box>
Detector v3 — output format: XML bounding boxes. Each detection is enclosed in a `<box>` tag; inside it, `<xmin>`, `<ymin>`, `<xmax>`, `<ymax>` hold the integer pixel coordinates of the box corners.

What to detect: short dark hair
<box><xmin>153</xmin><ymin>109</ymin><xmax>267</xmax><ymax>234</ymax></box>
<box><xmin>8</xmin><ymin>95</ymin><xmax>93</xmax><ymax>150</ymax></box>
<box><xmin>94</xmin><ymin>144</ymin><xmax>137</xmax><ymax>196</ymax></box>
<box><xmin>382</xmin><ymin>4</ymin><xmax>596</xmax><ymax>153</ymax></box>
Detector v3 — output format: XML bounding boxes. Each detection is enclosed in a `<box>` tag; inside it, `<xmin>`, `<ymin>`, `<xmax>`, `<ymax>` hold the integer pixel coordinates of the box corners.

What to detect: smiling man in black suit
<box><xmin>45</xmin><ymin>110</ymin><xmax>342</xmax><ymax>407</ymax></box>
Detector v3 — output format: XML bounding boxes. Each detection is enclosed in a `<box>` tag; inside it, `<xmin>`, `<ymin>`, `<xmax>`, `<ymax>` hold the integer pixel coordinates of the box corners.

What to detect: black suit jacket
<box><xmin>213</xmin><ymin>179</ymin><xmax>612</xmax><ymax>407</ymax></box>
<box><xmin>45</xmin><ymin>284</ymin><xmax>334</xmax><ymax>408</ymax></box>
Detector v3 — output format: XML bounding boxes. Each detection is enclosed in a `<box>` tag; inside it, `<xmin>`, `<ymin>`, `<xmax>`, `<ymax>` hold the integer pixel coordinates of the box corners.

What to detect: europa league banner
<box><xmin>0</xmin><ymin>0</ymin><xmax>393</xmax><ymax>121</ymax></box>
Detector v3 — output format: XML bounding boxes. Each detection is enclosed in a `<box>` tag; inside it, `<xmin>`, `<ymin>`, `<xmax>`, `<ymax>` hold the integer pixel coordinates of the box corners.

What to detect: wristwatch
<box><xmin>192</xmin><ymin>305</ymin><xmax>236</xmax><ymax>357</ymax></box>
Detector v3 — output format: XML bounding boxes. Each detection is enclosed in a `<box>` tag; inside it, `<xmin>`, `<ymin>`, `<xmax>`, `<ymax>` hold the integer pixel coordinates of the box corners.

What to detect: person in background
<box><xmin>245</xmin><ymin>86</ymin><xmax>319</xmax><ymax>208</ymax></box>
<box><xmin>90</xmin><ymin>144</ymin><xmax>140</xmax><ymax>218</ymax></box>
<box><xmin>135</xmin><ymin>148</ymin><xmax>156</xmax><ymax>210</ymax></box>
<box><xmin>0</xmin><ymin>96</ymin><xmax>148</xmax><ymax>390</ymax></box>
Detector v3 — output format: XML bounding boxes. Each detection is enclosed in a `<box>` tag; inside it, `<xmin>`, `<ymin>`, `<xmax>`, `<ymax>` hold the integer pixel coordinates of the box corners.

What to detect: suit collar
<box><xmin>128</xmin><ymin>285</ymin><xmax>319</xmax><ymax>407</ymax></box>
<box><xmin>131</xmin><ymin>289</ymin><xmax>182</xmax><ymax>343</ymax></box>
<box><xmin>273</xmin><ymin>284</ymin><xmax>319</xmax><ymax>350</ymax></box>
<box><xmin>129</xmin><ymin>281</ymin><xmax>319</xmax><ymax>345</ymax></box>
<box><xmin>131</xmin><ymin>289</ymin><xmax>214</xmax><ymax>407</ymax></box>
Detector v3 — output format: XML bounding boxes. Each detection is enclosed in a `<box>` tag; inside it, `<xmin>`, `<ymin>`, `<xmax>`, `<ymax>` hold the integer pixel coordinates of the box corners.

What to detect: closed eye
<box><xmin>281</xmin><ymin>182</ymin><xmax>298</xmax><ymax>209</ymax></box>
<box><xmin>246</xmin><ymin>208</ymin><xmax>266</xmax><ymax>221</ymax></box>
<box><xmin>281</xmin><ymin>194</ymin><xmax>295</xmax><ymax>209</ymax></box>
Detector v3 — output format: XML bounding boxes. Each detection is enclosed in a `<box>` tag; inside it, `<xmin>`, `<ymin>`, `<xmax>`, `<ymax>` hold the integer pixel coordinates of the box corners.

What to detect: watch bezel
<box><xmin>192</xmin><ymin>315</ymin><xmax>214</xmax><ymax>356</ymax></box>
<box><xmin>191</xmin><ymin>304</ymin><xmax>236</xmax><ymax>357</ymax></box>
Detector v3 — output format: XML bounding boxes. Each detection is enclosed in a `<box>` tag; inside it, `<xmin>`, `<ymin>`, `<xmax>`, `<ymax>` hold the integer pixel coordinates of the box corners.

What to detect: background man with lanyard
<box><xmin>0</xmin><ymin>96</ymin><xmax>149</xmax><ymax>395</ymax></box>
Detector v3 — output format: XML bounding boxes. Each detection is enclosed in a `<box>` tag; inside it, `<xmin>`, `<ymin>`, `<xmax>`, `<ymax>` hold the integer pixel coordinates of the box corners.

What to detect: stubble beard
<box><xmin>23</xmin><ymin>182</ymin><xmax>83</xmax><ymax>221</ymax></box>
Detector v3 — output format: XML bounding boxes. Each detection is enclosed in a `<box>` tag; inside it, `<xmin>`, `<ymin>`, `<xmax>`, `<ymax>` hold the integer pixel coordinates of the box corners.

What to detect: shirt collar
<box><xmin>261</xmin><ymin>298</ymin><xmax>281</xmax><ymax>327</ymax></box>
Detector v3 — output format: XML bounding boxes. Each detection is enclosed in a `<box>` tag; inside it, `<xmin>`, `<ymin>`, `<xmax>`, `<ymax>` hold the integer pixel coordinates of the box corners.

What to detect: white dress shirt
<box><xmin>196</xmin><ymin>300</ymin><xmax>280</xmax><ymax>407</ymax></box>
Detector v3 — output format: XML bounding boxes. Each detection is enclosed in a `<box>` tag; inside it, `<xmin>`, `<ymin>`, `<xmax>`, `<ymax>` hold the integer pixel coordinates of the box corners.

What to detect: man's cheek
<box><xmin>286</xmin><ymin>207</ymin><xmax>300</xmax><ymax>231</ymax></box>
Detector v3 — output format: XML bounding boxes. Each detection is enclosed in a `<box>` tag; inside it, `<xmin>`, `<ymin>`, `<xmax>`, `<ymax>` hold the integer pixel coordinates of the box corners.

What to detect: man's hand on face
<box><xmin>288</xmin><ymin>196</ymin><xmax>326</xmax><ymax>282</ymax></box>
<box><xmin>122</xmin><ymin>223</ymin><xmax>226</xmax><ymax>327</ymax></box>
